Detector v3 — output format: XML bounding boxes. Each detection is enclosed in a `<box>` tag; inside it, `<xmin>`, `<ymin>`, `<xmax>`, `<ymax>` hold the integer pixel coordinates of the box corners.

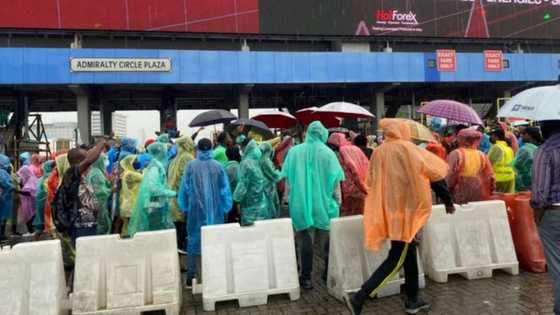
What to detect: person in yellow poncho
<box><xmin>344</xmin><ymin>119</ymin><xmax>455</xmax><ymax>315</ymax></box>
<box><xmin>119</xmin><ymin>155</ymin><xmax>143</xmax><ymax>236</ymax></box>
<box><xmin>488</xmin><ymin>128</ymin><xmax>516</xmax><ymax>193</ymax></box>
<box><xmin>167</xmin><ymin>136</ymin><xmax>195</xmax><ymax>251</ymax></box>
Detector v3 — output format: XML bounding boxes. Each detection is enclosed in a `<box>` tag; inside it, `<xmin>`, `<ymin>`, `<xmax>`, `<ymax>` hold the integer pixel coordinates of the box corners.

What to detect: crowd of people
<box><xmin>0</xmin><ymin>117</ymin><xmax>559</xmax><ymax>315</ymax></box>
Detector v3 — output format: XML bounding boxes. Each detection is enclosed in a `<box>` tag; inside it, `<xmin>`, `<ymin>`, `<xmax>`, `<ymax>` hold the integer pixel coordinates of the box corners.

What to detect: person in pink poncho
<box><xmin>17</xmin><ymin>165</ymin><xmax>39</xmax><ymax>232</ymax></box>
<box><xmin>327</xmin><ymin>132</ymin><xmax>369</xmax><ymax>216</ymax></box>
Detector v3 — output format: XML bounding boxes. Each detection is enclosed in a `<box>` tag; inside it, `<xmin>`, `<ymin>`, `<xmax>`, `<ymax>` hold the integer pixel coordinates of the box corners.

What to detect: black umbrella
<box><xmin>230</xmin><ymin>118</ymin><xmax>272</xmax><ymax>135</ymax></box>
<box><xmin>189</xmin><ymin>110</ymin><xmax>237</xmax><ymax>127</ymax></box>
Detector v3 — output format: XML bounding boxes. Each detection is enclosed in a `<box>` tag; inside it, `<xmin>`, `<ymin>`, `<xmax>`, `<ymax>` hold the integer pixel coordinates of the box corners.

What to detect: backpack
<box><xmin>52</xmin><ymin>168</ymin><xmax>81</xmax><ymax>232</ymax></box>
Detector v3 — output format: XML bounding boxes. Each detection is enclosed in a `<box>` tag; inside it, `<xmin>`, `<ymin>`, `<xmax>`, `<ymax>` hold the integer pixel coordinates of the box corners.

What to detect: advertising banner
<box><xmin>0</xmin><ymin>0</ymin><xmax>559</xmax><ymax>39</ymax></box>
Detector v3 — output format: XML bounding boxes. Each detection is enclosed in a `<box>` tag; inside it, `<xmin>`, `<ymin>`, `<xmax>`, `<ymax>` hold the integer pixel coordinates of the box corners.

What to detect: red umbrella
<box><xmin>315</xmin><ymin>102</ymin><xmax>375</xmax><ymax>119</ymax></box>
<box><xmin>252</xmin><ymin>110</ymin><xmax>297</xmax><ymax>129</ymax></box>
<box><xmin>418</xmin><ymin>100</ymin><xmax>483</xmax><ymax>125</ymax></box>
<box><xmin>295</xmin><ymin>107</ymin><xmax>341</xmax><ymax>128</ymax></box>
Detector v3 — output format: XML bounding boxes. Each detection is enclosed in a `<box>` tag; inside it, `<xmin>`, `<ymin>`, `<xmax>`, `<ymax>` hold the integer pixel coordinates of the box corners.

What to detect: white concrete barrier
<box><xmin>0</xmin><ymin>240</ymin><xmax>68</xmax><ymax>315</ymax></box>
<box><xmin>72</xmin><ymin>230</ymin><xmax>181</xmax><ymax>315</ymax></box>
<box><xmin>327</xmin><ymin>215</ymin><xmax>425</xmax><ymax>302</ymax></box>
<box><xmin>422</xmin><ymin>201</ymin><xmax>519</xmax><ymax>283</ymax></box>
<box><xmin>201</xmin><ymin>218</ymin><xmax>300</xmax><ymax>311</ymax></box>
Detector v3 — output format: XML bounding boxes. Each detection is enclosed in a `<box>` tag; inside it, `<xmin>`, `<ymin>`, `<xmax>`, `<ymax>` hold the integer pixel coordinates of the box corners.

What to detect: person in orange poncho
<box><xmin>327</xmin><ymin>133</ymin><xmax>369</xmax><ymax>216</ymax></box>
<box><xmin>344</xmin><ymin>119</ymin><xmax>455</xmax><ymax>315</ymax></box>
<box><xmin>446</xmin><ymin>128</ymin><xmax>495</xmax><ymax>204</ymax></box>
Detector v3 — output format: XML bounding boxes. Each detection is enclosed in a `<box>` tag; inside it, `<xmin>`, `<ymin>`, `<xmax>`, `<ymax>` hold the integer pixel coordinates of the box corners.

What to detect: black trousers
<box><xmin>355</xmin><ymin>241</ymin><xmax>419</xmax><ymax>303</ymax></box>
<box><xmin>174</xmin><ymin>221</ymin><xmax>186</xmax><ymax>251</ymax></box>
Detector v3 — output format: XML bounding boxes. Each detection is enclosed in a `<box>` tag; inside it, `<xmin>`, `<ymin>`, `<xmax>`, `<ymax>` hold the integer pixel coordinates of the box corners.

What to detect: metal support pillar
<box><xmin>99</xmin><ymin>101</ymin><xmax>113</xmax><ymax>136</ymax></box>
<box><xmin>373</xmin><ymin>92</ymin><xmax>385</xmax><ymax>137</ymax></box>
<box><xmin>77</xmin><ymin>95</ymin><xmax>91</xmax><ymax>145</ymax></box>
<box><xmin>238</xmin><ymin>92</ymin><xmax>249</xmax><ymax>119</ymax></box>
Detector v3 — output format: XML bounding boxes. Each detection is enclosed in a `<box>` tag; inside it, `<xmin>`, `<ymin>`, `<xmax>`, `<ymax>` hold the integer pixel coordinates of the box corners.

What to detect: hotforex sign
<box><xmin>70</xmin><ymin>58</ymin><xmax>171</xmax><ymax>72</ymax></box>
<box><xmin>363</xmin><ymin>9</ymin><xmax>422</xmax><ymax>34</ymax></box>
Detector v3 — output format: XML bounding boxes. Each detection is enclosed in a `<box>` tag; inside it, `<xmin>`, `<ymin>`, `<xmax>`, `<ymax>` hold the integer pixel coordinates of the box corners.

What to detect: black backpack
<box><xmin>52</xmin><ymin>168</ymin><xmax>81</xmax><ymax>232</ymax></box>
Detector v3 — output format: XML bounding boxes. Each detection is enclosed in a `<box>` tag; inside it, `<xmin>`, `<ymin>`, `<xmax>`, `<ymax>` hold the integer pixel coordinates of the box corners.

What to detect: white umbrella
<box><xmin>498</xmin><ymin>84</ymin><xmax>560</xmax><ymax>121</ymax></box>
<box><xmin>315</xmin><ymin>102</ymin><xmax>375</xmax><ymax>119</ymax></box>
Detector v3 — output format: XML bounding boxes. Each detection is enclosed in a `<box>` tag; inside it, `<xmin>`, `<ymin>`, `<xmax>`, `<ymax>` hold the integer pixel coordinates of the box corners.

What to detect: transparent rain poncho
<box><xmin>17</xmin><ymin>165</ymin><xmax>38</xmax><ymax>225</ymax></box>
<box><xmin>167</xmin><ymin>136</ymin><xmax>195</xmax><ymax>222</ymax></box>
<box><xmin>86</xmin><ymin>154</ymin><xmax>112</xmax><ymax>234</ymax></box>
<box><xmin>128</xmin><ymin>142</ymin><xmax>176</xmax><ymax>236</ymax></box>
<box><xmin>327</xmin><ymin>133</ymin><xmax>369</xmax><ymax>216</ymax></box>
<box><xmin>233</xmin><ymin>140</ymin><xmax>270</xmax><ymax>225</ymax></box>
<box><xmin>514</xmin><ymin>142</ymin><xmax>538</xmax><ymax>191</ymax></box>
<box><xmin>363</xmin><ymin>119</ymin><xmax>448</xmax><ymax>251</ymax></box>
<box><xmin>33</xmin><ymin>160</ymin><xmax>55</xmax><ymax>231</ymax></box>
<box><xmin>0</xmin><ymin>155</ymin><xmax>14</xmax><ymax>222</ymax></box>
<box><xmin>259</xmin><ymin>142</ymin><xmax>282</xmax><ymax>218</ymax></box>
<box><xmin>281</xmin><ymin>121</ymin><xmax>345</xmax><ymax>231</ymax></box>
<box><xmin>119</xmin><ymin>155</ymin><xmax>143</xmax><ymax>219</ymax></box>
<box><xmin>178</xmin><ymin>149</ymin><xmax>232</xmax><ymax>255</ymax></box>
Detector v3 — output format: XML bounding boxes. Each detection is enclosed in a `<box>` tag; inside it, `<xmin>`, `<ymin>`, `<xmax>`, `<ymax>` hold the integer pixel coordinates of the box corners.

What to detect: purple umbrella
<box><xmin>417</xmin><ymin>100</ymin><xmax>483</xmax><ymax>125</ymax></box>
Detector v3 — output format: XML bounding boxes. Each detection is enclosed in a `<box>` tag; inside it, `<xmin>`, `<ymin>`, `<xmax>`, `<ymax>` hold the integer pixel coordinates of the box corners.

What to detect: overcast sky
<box><xmin>38</xmin><ymin>108</ymin><xmax>274</xmax><ymax>144</ymax></box>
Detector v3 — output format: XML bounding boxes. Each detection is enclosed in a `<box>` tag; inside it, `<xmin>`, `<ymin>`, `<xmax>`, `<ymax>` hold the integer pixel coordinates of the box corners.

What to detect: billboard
<box><xmin>0</xmin><ymin>0</ymin><xmax>559</xmax><ymax>39</ymax></box>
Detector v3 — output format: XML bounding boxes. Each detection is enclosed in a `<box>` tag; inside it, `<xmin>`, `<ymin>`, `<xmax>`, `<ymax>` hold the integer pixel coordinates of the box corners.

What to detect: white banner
<box><xmin>70</xmin><ymin>58</ymin><xmax>171</xmax><ymax>72</ymax></box>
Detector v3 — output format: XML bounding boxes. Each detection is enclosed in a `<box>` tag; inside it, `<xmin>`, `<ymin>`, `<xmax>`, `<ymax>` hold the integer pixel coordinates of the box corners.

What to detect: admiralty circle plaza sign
<box><xmin>70</xmin><ymin>58</ymin><xmax>171</xmax><ymax>72</ymax></box>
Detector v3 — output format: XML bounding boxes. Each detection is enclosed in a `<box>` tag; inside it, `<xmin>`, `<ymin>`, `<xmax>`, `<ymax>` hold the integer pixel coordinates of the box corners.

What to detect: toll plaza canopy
<box><xmin>0</xmin><ymin>48</ymin><xmax>558</xmax><ymax>85</ymax></box>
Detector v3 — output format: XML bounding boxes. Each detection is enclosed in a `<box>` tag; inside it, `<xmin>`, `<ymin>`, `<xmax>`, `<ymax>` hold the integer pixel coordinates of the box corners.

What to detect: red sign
<box><xmin>436</xmin><ymin>50</ymin><xmax>457</xmax><ymax>72</ymax></box>
<box><xmin>484</xmin><ymin>50</ymin><xmax>504</xmax><ymax>72</ymax></box>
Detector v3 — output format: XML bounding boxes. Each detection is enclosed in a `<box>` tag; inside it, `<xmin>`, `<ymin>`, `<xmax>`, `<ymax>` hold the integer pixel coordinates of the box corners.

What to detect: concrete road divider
<box><xmin>327</xmin><ymin>215</ymin><xmax>425</xmax><ymax>302</ymax></box>
<box><xmin>201</xmin><ymin>218</ymin><xmax>300</xmax><ymax>311</ymax></box>
<box><xmin>72</xmin><ymin>230</ymin><xmax>181</xmax><ymax>315</ymax></box>
<box><xmin>0</xmin><ymin>239</ymin><xmax>68</xmax><ymax>315</ymax></box>
<box><xmin>422</xmin><ymin>201</ymin><xmax>519</xmax><ymax>283</ymax></box>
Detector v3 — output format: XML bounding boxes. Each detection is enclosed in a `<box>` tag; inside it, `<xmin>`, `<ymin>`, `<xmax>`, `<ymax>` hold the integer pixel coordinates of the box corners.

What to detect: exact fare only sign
<box><xmin>70</xmin><ymin>58</ymin><xmax>171</xmax><ymax>72</ymax></box>
<box><xmin>484</xmin><ymin>50</ymin><xmax>504</xmax><ymax>72</ymax></box>
<box><xmin>436</xmin><ymin>50</ymin><xmax>457</xmax><ymax>72</ymax></box>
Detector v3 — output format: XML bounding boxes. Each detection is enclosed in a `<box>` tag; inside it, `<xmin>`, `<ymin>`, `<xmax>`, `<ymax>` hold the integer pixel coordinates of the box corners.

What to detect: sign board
<box><xmin>1</xmin><ymin>1</ymin><xmax>560</xmax><ymax>39</ymax></box>
<box><xmin>436</xmin><ymin>50</ymin><xmax>457</xmax><ymax>72</ymax></box>
<box><xmin>70</xmin><ymin>58</ymin><xmax>171</xmax><ymax>72</ymax></box>
<box><xmin>484</xmin><ymin>50</ymin><xmax>504</xmax><ymax>72</ymax></box>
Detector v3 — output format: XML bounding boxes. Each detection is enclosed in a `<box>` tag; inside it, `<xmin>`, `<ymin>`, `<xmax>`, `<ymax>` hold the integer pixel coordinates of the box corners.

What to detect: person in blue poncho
<box><xmin>0</xmin><ymin>154</ymin><xmax>14</xmax><ymax>239</ymax></box>
<box><xmin>178</xmin><ymin>138</ymin><xmax>232</xmax><ymax>286</ymax></box>
<box><xmin>128</xmin><ymin>142</ymin><xmax>176</xmax><ymax>236</ymax></box>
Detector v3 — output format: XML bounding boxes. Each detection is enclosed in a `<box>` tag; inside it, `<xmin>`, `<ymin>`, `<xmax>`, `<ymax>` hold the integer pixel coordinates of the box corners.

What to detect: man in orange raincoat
<box><xmin>344</xmin><ymin>119</ymin><xmax>455</xmax><ymax>315</ymax></box>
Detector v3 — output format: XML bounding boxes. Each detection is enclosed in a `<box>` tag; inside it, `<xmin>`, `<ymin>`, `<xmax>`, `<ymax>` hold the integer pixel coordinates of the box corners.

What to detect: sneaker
<box><xmin>300</xmin><ymin>279</ymin><xmax>313</xmax><ymax>290</ymax></box>
<box><xmin>404</xmin><ymin>298</ymin><xmax>431</xmax><ymax>314</ymax></box>
<box><xmin>343</xmin><ymin>292</ymin><xmax>362</xmax><ymax>315</ymax></box>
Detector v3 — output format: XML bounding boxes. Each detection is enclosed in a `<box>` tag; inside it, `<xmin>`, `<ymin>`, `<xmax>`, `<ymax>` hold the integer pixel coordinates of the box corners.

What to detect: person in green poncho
<box><xmin>233</xmin><ymin>140</ymin><xmax>271</xmax><ymax>226</ymax></box>
<box><xmin>167</xmin><ymin>136</ymin><xmax>195</xmax><ymax>250</ymax></box>
<box><xmin>259</xmin><ymin>142</ymin><xmax>282</xmax><ymax>218</ymax></box>
<box><xmin>514</xmin><ymin>127</ymin><xmax>542</xmax><ymax>191</ymax></box>
<box><xmin>281</xmin><ymin>121</ymin><xmax>345</xmax><ymax>290</ymax></box>
<box><xmin>33</xmin><ymin>160</ymin><xmax>56</xmax><ymax>232</ymax></box>
<box><xmin>128</xmin><ymin>142</ymin><xmax>176</xmax><ymax>236</ymax></box>
<box><xmin>213</xmin><ymin>132</ymin><xmax>230</xmax><ymax>166</ymax></box>
<box><xmin>86</xmin><ymin>154</ymin><xmax>112</xmax><ymax>234</ymax></box>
